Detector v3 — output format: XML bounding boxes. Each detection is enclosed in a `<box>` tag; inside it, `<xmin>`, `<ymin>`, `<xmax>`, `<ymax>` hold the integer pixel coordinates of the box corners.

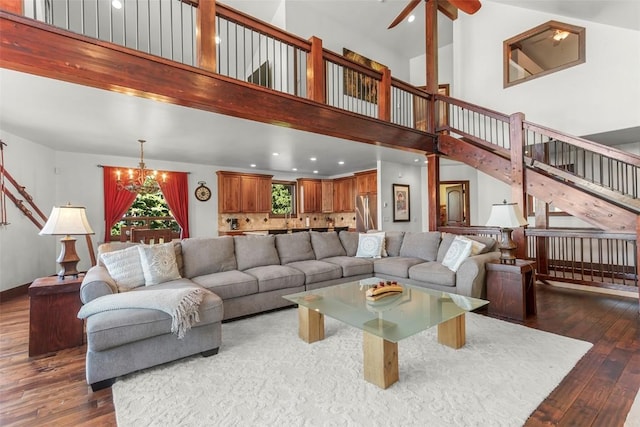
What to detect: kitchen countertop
<box><xmin>219</xmin><ymin>226</ymin><xmax>350</xmax><ymax>236</ymax></box>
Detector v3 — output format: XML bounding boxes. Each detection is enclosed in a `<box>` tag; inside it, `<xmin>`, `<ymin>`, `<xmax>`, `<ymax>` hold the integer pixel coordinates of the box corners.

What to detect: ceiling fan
<box><xmin>388</xmin><ymin>0</ymin><xmax>482</xmax><ymax>29</ymax></box>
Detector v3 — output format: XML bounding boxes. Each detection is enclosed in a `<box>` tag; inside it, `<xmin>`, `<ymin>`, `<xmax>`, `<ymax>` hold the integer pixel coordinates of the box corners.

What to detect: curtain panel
<box><xmin>159</xmin><ymin>172</ymin><xmax>190</xmax><ymax>238</ymax></box>
<box><xmin>102</xmin><ymin>166</ymin><xmax>136</xmax><ymax>242</ymax></box>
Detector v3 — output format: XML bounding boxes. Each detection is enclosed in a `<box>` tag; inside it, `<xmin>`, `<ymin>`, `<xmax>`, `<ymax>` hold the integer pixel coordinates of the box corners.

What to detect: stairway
<box><xmin>436</xmin><ymin>95</ymin><xmax>640</xmax><ymax>232</ymax></box>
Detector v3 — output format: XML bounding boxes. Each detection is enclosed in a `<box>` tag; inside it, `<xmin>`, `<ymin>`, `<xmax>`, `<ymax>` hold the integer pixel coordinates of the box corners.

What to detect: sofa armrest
<box><xmin>80</xmin><ymin>266</ymin><xmax>118</xmax><ymax>304</ymax></box>
<box><xmin>455</xmin><ymin>251</ymin><xmax>501</xmax><ymax>299</ymax></box>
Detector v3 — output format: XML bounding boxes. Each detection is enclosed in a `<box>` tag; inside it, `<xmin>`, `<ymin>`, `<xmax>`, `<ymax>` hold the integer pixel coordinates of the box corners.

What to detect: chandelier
<box><xmin>116</xmin><ymin>139</ymin><xmax>166</xmax><ymax>195</ymax></box>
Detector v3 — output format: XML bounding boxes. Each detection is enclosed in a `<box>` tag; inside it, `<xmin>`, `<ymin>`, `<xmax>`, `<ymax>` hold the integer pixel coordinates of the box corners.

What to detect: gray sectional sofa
<box><xmin>79</xmin><ymin>230</ymin><xmax>499</xmax><ymax>390</ymax></box>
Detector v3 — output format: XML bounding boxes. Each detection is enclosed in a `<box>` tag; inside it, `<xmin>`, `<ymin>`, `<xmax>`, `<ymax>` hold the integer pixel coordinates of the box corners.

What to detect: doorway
<box><xmin>439</xmin><ymin>181</ymin><xmax>470</xmax><ymax>226</ymax></box>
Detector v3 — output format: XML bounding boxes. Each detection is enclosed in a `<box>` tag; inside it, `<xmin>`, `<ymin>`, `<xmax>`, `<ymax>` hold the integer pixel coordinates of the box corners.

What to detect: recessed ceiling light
<box><xmin>292</xmin><ymin>168</ymin><xmax>298</xmax><ymax>171</ymax></box>
<box><xmin>408</xmin><ymin>14</ymin><xmax>415</xmax><ymax>23</ymax></box>
<box><xmin>338</xmin><ymin>161</ymin><xmax>345</xmax><ymax>165</ymax></box>
<box><xmin>310</xmin><ymin>157</ymin><xmax>317</xmax><ymax>161</ymax></box>
<box><xmin>313</xmin><ymin>170</ymin><xmax>318</xmax><ymax>174</ymax></box>
<box><xmin>414</xmin><ymin>158</ymin><xmax>420</xmax><ymax>162</ymax></box>
<box><xmin>272</xmin><ymin>152</ymin><xmax>279</xmax><ymax>156</ymax></box>
<box><xmin>250</xmin><ymin>164</ymin><xmax>256</xmax><ymax>168</ymax></box>
<box><xmin>112</xmin><ymin>0</ymin><xmax>122</xmax><ymax>9</ymax></box>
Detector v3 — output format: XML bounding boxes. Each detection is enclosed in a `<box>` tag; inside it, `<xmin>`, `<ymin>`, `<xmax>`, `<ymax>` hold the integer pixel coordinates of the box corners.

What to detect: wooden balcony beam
<box><xmin>0</xmin><ymin>13</ymin><xmax>435</xmax><ymax>155</ymax></box>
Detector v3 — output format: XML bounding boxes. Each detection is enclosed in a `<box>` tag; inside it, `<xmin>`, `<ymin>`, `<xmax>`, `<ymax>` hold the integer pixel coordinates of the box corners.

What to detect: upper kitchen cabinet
<box><xmin>217</xmin><ymin>171</ymin><xmax>272</xmax><ymax>213</ymax></box>
<box><xmin>333</xmin><ymin>176</ymin><xmax>355</xmax><ymax>212</ymax></box>
<box><xmin>297</xmin><ymin>178</ymin><xmax>322</xmax><ymax>213</ymax></box>
<box><xmin>321</xmin><ymin>180</ymin><xmax>334</xmax><ymax>213</ymax></box>
<box><xmin>355</xmin><ymin>170</ymin><xmax>377</xmax><ymax>195</ymax></box>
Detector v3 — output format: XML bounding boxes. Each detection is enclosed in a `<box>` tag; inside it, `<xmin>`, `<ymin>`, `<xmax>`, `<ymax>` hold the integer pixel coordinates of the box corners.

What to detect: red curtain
<box><xmin>103</xmin><ymin>166</ymin><xmax>136</xmax><ymax>242</ymax></box>
<box><xmin>159</xmin><ymin>172</ymin><xmax>190</xmax><ymax>238</ymax></box>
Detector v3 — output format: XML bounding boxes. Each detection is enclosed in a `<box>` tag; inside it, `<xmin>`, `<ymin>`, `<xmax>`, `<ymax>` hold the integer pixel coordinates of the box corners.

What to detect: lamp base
<box><xmin>57</xmin><ymin>236</ymin><xmax>80</xmax><ymax>279</ymax></box>
<box><xmin>499</xmin><ymin>228</ymin><xmax>517</xmax><ymax>265</ymax></box>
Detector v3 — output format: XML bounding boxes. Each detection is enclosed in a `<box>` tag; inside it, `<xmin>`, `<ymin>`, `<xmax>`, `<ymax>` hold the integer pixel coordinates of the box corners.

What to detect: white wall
<box><xmin>454</xmin><ymin>1</ymin><xmax>640</xmax><ymax>136</ymax></box>
<box><xmin>378</xmin><ymin>160</ymin><xmax>423</xmax><ymax>232</ymax></box>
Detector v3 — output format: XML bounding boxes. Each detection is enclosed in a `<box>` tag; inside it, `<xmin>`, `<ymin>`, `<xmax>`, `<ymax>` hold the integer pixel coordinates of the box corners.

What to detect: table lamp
<box><xmin>485</xmin><ymin>200</ymin><xmax>528</xmax><ymax>264</ymax></box>
<box><xmin>40</xmin><ymin>203</ymin><xmax>95</xmax><ymax>279</ymax></box>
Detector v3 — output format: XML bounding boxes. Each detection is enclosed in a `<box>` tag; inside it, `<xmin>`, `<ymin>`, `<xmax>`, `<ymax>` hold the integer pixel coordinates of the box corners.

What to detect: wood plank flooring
<box><xmin>0</xmin><ymin>284</ymin><xmax>638</xmax><ymax>426</ymax></box>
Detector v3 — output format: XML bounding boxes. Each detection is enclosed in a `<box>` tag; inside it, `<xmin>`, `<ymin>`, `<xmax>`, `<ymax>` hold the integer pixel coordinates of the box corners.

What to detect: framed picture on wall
<box><xmin>392</xmin><ymin>184</ymin><xmax>410</xmax><ymax>222</ymax></box>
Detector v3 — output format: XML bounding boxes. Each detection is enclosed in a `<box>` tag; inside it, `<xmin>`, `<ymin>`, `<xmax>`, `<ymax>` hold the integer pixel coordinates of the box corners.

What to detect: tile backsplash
<box><xmin>217</xmin><ymin>212</ymin><xmax>356</xmax><ymax>232</ymax></box>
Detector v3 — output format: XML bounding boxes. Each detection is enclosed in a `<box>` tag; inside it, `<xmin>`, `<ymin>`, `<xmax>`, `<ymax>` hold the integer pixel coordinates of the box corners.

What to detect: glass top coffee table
<box><xmin>283</xmin><ymin>277</ymin><xmax>488</xmax><ymax>389</ymax></box>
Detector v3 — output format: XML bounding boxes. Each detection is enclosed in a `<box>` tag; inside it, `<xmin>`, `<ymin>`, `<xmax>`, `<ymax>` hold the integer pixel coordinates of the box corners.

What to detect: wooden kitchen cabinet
<box><xmin>333</xmin><ymin>176</ymin><xmax>355</xmax><ymax>212</ymax></box>
<box><xmin>217</xmin><ymin>171</ymin><xmax>272</xmax><ymax>213</ymax></box>
<box><xmin>216</xmin><ymin>171</ymin><xmax>242</xmax><ymax>213</ymax></box>
<box><xmin>355</xmin><ymin>170</ymin><xmax>377</xmax><ymax>195</ymax></box>
<box><xmin>298</xmin><ymin>178</ymin><xmax>322</xmax><ymax>213</ymax></box>
<box><xmin>321</xmin><ymin>180</ymin><xmax>334</xmax><ymax>213</ymax></box>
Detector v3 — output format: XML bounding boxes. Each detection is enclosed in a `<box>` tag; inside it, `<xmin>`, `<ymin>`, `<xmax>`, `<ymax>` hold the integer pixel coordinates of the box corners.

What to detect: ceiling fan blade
<box><xmin>448</xmin><ymin>0</ymin><xmax>482</xmax><ymax>15</ymax></box>
<box><xmin>388</xmin><ymin>0</ymin><xmax>422</xmax><ymax>29</ymax></box>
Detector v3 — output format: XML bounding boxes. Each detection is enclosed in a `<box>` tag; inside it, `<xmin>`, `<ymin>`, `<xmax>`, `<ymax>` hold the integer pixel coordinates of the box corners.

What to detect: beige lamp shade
<box><xmin>485</xmin><ymin>202</ymin><xmax>528</xmax><ymax>229</ymax></box>
<box><xmin>40</xmin><ymin>205</ymin><xmax>95</xmax><ymax>236</ymax></box>
<box><xmin>486</xmin><ymin>201</ymin><xmax>528</xmax><ymax>265</ymax></box>
<box><xmin>40</xmin><ymin>204</ymin><xmax>94</xmax><ymax>278</ymax></box>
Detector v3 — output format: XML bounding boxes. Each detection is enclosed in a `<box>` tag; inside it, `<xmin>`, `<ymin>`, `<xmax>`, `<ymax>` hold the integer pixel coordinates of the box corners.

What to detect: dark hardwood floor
<box><xmin>0</xmin><ymin>284</ymin><xmax>638</xmax><ymax>426</ymax></box>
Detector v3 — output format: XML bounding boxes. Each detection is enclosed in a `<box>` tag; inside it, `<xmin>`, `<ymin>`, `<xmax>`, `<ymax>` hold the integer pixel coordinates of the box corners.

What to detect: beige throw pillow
<box><xmin>355</xmin><ymin>233</ymin><xmax>385</xmax><ymax>258</ymax></box>
<box><xmin>99</xmin><ymin>245</ymin><xmax>145</xmax><ymax>291</ymax></box>
<box><xmin>456</xmin><ymin>235</ymin><xmax>487</xmax><ymax>256</ymax></box>
<box><xmin>138</xmin><ymin>242</ymin><xmax>182</xmax><ymax>286</ymax></box>
<box><xmin>442</xmin><ymin>236</ymin><xmax>473</xmax><ymax>272</ymax></box>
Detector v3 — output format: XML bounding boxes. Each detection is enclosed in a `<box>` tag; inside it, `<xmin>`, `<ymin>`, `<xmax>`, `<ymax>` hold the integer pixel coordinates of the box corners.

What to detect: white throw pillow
<box><xmin>138</xmin><ymin>242</ymin><xmax>182</xmax><ymax>286</ymax></box>
<box><xmin>99</xmin><ymin>245</ymin><xmax>145</xmax><ymax>291</ymax></box>
<box><xmin>442</xmin><ymin>236</ymin><xmax>473</xmax><ymax>272</ymax></box>
<box><xmin>457</xmin><ymin>235</ymin><xmax>487</xmax><ymax>256</ymax></box>
<box><xmin>366</xmin><ymin>231</ymin><xmax>388</xmax><ymax>256</ymax></box>
<box><xmin>355</xmin><ymin>233</ymin><xmax>384</xmax><ymax>258</ymax></box>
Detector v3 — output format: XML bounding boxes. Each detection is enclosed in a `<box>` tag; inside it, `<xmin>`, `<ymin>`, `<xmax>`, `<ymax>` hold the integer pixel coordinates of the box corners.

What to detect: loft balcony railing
<box><xmin>20</xmin><ymin>0</ymin><xmax>430</xmax><ymax>131</ymax></box>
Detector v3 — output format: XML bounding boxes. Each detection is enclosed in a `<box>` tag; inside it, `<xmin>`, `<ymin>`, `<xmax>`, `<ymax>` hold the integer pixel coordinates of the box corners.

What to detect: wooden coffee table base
<box><xmin>296</xmin><ymin>306</ymin><xmax>466</xmax><ymax>389</ymax></box>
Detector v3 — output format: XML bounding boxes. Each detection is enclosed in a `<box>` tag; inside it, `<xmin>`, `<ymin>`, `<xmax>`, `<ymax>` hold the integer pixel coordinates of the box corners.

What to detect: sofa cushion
<box><xmin>275</xmin><ymin>232</ymin><xmax>315</xmax><ymax>264</ymax></box>
<box><xmin>373</xmin><ymin>257</ymin><xmax>424</xmax><ymax>278</ymax></box>
<box><xmin>138</xmin><ymin>243</ymin><xmax>182</xmax><ymax>286</ymax></box>
<box><xmin>99</xmin><ymin>245</ymin><xmax>145</xmax><ymax>291</ymax></box>
<box><xmin>399</xmin><ymin>232</ymin><xmax>441</xmax><ymax>261</ymax></box>
<box><xmin>409</xmin><ymin>262</ymin><xmax>456</xmax><ymax>287</ymax></box>
<box><xmin>234</xmin><ymin>235</ymin><xmax>280</xmax><ymax>271</ymax></box>
<box><xmin>322</xmin><ymin>256</ymin><xmax>374</xmax><ymax>277</ymax></box>
<box><xmin>190</xmin><ymin>270</ymin><xmax>258</xmax><ymax>300</ymax></box>
<box><xmin>243</xmin><ymin>265</ymin><xmax>305</xmax><ymax>293</ymax></box>
<box><xmin>310</xmin><ymin>231</ymin><xmax>346</xmax><ymax>259</ymax></box>
<box><xmin>339</xmin><ymin>231</ymin><xmax>359</xmax><ymax>257</ymax></box>
<box><xmin>286</xmin><ymin>260</ymin><xmax>342</xmax><ymax>285</ymax></box>
<box><xmin>355</xmin><ymin>233</ymin><xmax>385</xmax><ymax>258</ymax></box>
<box><xmin>384</xmin><ymin>231</ymin><xmax>405</xmax><ymax>257</ymax></box>
<box><xmin>442</xmin><ymin>236</ymin><xmax>473</xmax><ymax>272</ymax></box>
<box><xmin>85</xmin><ymin>281</ymin><xmax>223</xmax><ymax>352</ymax></box>
<box><xmin>181</xmin><ymin>237</ymin><xmax>237</xmax><ymax>278</ymax></box>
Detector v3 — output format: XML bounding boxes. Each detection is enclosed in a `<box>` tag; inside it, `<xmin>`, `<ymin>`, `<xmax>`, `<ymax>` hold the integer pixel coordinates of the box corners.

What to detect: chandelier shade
<box><xmin>116</xmin><ymin>139</ymin><xmax>166</xmax><ymax>195</ymax></box>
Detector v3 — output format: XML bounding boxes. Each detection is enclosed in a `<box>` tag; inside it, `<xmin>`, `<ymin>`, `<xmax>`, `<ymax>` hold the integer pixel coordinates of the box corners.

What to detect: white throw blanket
<box><xmin>78</xmin><ymin>287</ymin><xmax>210</xmax><ymax>339</ymax></box>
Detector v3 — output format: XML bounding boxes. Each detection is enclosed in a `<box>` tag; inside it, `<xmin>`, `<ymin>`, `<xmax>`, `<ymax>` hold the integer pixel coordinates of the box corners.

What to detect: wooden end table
<box><xmin>486</xmin><ymin>259</ymin><xmax>536</xmax><ymax>321</ymax></box>
<box><xmin>28</xmin><ymin>275</ymin><xmax>84</xmax><ymax>357</ymax></box>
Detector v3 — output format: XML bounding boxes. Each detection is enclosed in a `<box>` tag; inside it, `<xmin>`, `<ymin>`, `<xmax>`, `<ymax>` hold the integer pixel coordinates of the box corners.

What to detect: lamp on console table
<box><xmin>485</xmin><ymin>200</ymin><xmax>528</xmax><ymax>265</ymax></box>
<box><xmin>39</xmin><ymin>203</ymin><xmax>95</xmax><ymax>279</ymax></box>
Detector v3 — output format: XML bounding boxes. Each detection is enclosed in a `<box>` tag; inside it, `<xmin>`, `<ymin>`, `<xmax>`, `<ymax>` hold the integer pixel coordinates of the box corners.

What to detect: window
<box><xmin>272</xmin><ymin>182</ymin><xmax>296</xmax><ymax>215</ymax></box>
<box><xmin>504</xmin><ymin>20</ymin><xmax>585</xmax><ymax>88</ymax></box>
<box><xmin>111</xmin><ymin>191</ymin><xmax>180</xmax><ymax>238</ymax></box>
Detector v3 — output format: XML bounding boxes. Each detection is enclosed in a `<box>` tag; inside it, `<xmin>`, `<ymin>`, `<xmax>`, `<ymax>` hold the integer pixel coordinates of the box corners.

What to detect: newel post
<box><xmin>196</xmin><ymin>0</ymin><xmax>216</xmax><ymax>73</ymax></box>
<box><xmin>509</xmin><ymin>112</ymin><xmax>527</xmax><ymax>259</ymax></box>
<box><xmin>378</xmin><ymin>67</ymin><xmax>391</xmax><ymax>122</ymax></box>
<box><xmin>0</xmin><ymin>0</ymin><xmax>22</xmax><ymax>14</ymax></box>
<box><xmin>307</xmin><ymin>36</ymin><xmax>325</xmax><ymax>104</ymax></box>
<box><xmin>637</xmin><ymin>215</ymin><xmax>640</xmax><ymax>311</ymax></box>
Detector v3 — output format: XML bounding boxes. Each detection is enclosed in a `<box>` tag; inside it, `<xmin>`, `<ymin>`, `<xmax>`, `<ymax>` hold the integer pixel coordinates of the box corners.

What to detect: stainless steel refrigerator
<box><xmin>355</xmin><ymin>194</ymin><xmax>377</xmax><ymax>232</ymax></box>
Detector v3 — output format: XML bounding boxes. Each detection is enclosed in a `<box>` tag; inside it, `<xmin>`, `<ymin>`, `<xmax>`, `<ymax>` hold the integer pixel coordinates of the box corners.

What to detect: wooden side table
<box><xmin>486</xmin><ymin>260</ymin><xmax>536</xmax><ymax>321</ymax></box>
<box><xmin>28</xmin><ymin>275</ymin><xmax>84</xmax><ymax>357</ymax></box>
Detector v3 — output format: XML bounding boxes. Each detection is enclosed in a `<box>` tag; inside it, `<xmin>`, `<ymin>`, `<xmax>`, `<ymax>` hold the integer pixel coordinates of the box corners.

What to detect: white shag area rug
<box><xmin>113</xmin><ymin>308</ymin><xmax>593</xmax><ymax>427</ymax></box>
<box><xmin>626</xmin><ymin>390</ymin><xmax>640</xmax><ymax>426</ymax></box>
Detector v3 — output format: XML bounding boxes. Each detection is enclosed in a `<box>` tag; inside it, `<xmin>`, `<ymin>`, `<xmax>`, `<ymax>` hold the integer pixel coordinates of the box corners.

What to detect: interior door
<box><xmin>444</xmin><ymin>183</ymin><xmax>469</xmax><ymax>226</ymax></box>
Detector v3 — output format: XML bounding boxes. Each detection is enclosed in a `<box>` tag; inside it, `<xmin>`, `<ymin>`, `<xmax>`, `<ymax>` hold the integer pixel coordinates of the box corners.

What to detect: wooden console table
<box><xmin>486</xmin><ymin>260</ymin><xmax>536</xmax><ymax>321</ymax></box>
<box><xmin>28</xmin><ymin>275</ymin><xmax>84</xmax><ymax>357</ymax></box>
